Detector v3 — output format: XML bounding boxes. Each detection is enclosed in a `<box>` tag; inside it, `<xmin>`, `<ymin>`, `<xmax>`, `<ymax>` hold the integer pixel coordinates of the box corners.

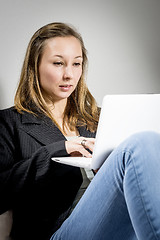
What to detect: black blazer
<box><xmin>0</xmin><ymin>107</ymin><xmax>96</xmax><ymax>240</ymax></box>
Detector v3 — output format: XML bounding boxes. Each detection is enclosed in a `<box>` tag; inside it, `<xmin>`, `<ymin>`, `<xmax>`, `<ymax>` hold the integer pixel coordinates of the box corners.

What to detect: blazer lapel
<box><xmin>20</xmin><ymin>112</ymin><xmax>96</xmax><ymax>146</ymax></box>
<box><xmin>21</xmin><ymin>112</ymin><xmax>66</xmax><ymax>145</ymax></box>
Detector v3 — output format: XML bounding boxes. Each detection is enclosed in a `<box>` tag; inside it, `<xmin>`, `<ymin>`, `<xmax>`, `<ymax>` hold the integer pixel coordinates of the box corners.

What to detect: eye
<box><xmin>53</xmin><ymin>62</ymin><xmax>63</xmax><ymax>66</ymax></box>
<box><xmin>73</xmin><ymin>62</ymin><xmax>81</xmax><ymax>67</ymax></box>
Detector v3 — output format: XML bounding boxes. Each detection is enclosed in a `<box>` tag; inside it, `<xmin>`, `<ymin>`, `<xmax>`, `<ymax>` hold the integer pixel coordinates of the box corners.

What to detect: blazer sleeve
<box><xmin>0</xmin><ymin>110</ymin><xmax>69</xmax><ymax>214</ymax></box>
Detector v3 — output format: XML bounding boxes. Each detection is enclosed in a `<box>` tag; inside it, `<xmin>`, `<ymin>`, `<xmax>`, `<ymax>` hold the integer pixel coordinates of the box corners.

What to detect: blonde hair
<box><xmin>14</xmin><ymin>22</ymin><xmax>99</xmax><ymax>132</ymax></box>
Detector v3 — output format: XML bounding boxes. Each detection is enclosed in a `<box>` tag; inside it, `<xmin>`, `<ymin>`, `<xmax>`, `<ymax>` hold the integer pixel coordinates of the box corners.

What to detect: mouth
<box><xmin>59</xmin><ymin>84</ymin><xmax>73</xmax><ymax>91</ymax></box>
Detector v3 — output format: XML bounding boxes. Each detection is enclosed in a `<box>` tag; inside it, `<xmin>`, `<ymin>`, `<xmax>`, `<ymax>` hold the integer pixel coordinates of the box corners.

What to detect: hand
<box><xmin>65</xmin><ymin>137</ymin><xmax>95</xmax><ymax>158</ymax></box>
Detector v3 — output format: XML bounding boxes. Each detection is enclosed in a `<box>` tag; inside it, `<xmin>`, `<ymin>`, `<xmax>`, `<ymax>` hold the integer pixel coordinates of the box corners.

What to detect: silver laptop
<box><xmin>52</xmin><ymin>94</ymin><xmax>160</xmax><ymax>170</ymax></box>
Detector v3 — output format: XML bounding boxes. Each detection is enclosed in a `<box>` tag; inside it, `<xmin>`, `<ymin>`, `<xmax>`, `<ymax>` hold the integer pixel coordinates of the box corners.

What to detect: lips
<box><xmin>59</xmin><ymin>84</ymin><xmax>73</xmax><ymax>91</ymax></box>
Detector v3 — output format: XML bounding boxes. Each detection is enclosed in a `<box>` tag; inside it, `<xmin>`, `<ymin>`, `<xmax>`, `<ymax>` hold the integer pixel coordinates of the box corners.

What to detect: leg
<box><xmin>51</xmin><ymin>132</ymin><xmax>160</xmax><ymax>240</ymax></box>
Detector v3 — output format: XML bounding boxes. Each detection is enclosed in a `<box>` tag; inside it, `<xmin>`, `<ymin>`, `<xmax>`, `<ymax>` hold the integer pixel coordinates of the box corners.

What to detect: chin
<box><xmin>54</xmin><ymin>93</ymin><xmax>72</xmax><ymax>101</ymax></box>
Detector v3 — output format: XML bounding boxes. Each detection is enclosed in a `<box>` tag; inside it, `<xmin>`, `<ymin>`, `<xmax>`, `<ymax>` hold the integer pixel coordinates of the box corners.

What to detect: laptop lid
<box><xmin>91</xmin><ymin>94</ymin><xmax>160</xmax><ymax>169</ymax></box>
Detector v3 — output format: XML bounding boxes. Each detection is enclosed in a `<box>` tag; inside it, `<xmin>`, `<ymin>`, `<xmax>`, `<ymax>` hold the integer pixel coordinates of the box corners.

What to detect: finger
<box><xmin>78</xmin><ymin>145</ymin><xmax>92</xmax><ymax>158</ymax></box>
<box><xmin>85</xmin><ymin>140</ymin><xmax>95</xmax><ymax>152</ymax></box>
<box><xmin>65</xmin><ymin>137</ymin><xmax>95</xmax><ymax>157</ymax></box>
<box><xmin>80</xmin><ymin>137</ymin><xmax>95</xmax><ymax>152</ymax></box>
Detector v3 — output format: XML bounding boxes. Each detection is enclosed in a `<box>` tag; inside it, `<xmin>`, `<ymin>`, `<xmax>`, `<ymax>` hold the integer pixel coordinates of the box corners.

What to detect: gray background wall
<box><xmin>0</xmin><ymin>0</ymin><xmax>160</xmax><ymax>108</ymax></box>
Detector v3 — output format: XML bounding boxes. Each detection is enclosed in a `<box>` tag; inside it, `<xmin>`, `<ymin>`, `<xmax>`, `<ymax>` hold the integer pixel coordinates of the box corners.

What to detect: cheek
<box><xmin>39</xmin><ymin>68</ymin><xmax>60</xmax><ymax>87</ymax></box>
<box><xmin>75</xmin><ymin>69</ymin><xmax>82</xmax><ymax>83</ymax></box>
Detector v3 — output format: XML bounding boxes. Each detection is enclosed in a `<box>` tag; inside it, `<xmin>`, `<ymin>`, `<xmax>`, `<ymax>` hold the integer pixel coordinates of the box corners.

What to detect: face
<box><xmin>38</xmin><ymin>36</ymin><xmax>83</xmax><ymax>103</ymax></box>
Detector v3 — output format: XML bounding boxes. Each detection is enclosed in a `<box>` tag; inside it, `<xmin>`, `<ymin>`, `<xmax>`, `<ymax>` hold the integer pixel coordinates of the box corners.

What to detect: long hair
<box><xmin>14</xmin><ymin>22</ymin><xmax>99</xmax><ymax>133</ymax></box>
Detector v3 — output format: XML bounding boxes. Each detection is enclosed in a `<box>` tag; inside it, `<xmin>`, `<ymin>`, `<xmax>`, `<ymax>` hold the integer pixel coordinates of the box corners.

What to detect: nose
<box><xmin>63</xmin><ymin>66</ymin><xmax>73</xmax><ymax>80</ymax></box>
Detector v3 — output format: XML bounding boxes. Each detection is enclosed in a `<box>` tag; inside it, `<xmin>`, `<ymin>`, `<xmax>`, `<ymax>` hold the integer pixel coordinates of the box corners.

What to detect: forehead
<box><xmin>42</xmin><ymin>36</ymin><xmax>82</xmax><ymax>57</ymax></box>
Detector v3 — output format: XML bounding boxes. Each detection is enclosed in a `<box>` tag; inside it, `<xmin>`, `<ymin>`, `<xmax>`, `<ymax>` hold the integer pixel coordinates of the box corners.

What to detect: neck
<box><xmin>47</xmin><ymin>98</ymin><xmax>78</xmax><ymax>137</ymax></box>
<box><xmin>48</xmin><ymin>99</ymin><xmax>67</xmax><ymax>117</ymax></box>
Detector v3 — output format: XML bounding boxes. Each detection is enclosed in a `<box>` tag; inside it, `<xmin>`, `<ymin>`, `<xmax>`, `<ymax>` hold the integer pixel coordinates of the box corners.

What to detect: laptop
<box><xmin>52</xmin><ymin>94</ymin><xmax>160</xmax><ymax>170</ymax></box>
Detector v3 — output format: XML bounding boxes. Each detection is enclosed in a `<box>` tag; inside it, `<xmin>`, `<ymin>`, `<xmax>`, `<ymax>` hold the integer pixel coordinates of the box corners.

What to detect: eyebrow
<box><xmin>53</xmin><ymin>55</ymin><xmax>83</xmax><ymax>59</ymax></box>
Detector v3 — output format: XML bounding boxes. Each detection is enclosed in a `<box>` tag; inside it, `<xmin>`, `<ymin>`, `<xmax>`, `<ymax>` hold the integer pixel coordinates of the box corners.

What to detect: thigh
<box><xmin>51</xmin><ymin>132</ymin><xmax>160</xmax><ymax>240</ymax></box>
<box><xmin>51</xmin><ymin>149</ymin><xmax>137</xmax><ymax>240</ymax></box>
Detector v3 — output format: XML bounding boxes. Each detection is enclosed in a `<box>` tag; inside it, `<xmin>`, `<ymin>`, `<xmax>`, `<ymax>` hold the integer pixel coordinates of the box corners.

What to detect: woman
<box><xmin>0</xmin><ymin>22</ymin><xmax>160</xmax><ymax>240</ymax></box>
<box><xmin>0</xmin><ymin>22</ymin><xmax>98</xmax><ymax>240</ymax></box>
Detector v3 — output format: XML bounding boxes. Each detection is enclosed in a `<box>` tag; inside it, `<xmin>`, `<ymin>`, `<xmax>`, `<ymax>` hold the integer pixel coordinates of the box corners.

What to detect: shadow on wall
<box><xmin>0</xmin><ymin>80</ymin><xmax>6</xmax><ymax>110</ymax></box>
<box><xmin>0</xmin><ymin>77</ymin><xmax>16</xmax><ymax>109</ymax></box>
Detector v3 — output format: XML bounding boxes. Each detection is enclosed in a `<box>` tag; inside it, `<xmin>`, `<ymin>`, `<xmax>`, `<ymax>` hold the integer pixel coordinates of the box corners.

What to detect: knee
<box><xmin>128</xmin><ymin>131</ymin><xmax>160</xmax><ymax>146</ymax></box>
<box><xmin>121</xmin><ymin>131</ymin><xmax>160</xmax><ymax>157</ymax></box>
<box><xmin>121</xmin><ymin>131</ymin><xmax>160</xmax><ymax>188</ymax></box>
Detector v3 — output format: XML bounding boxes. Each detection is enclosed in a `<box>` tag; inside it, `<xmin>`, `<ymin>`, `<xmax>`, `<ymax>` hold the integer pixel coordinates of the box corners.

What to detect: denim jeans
<box><xmin>50</xmin><ymin>132</ymin><xmax>160</xmax><ymax>240</ymax></box>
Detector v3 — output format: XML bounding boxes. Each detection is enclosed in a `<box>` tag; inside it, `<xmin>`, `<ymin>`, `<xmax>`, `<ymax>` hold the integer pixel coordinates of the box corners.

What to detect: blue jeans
<box><xmin>50</xmin><ymin>132</ymin><xmax>160</xmax><ymax>240</ymax></box>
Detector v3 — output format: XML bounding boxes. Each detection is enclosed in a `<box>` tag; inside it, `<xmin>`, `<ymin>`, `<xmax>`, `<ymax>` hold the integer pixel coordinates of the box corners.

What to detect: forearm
<box><xmin>0</xmin><ymin>140</ymin><xmax>68</xmax><ymax>213</ymax></box>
